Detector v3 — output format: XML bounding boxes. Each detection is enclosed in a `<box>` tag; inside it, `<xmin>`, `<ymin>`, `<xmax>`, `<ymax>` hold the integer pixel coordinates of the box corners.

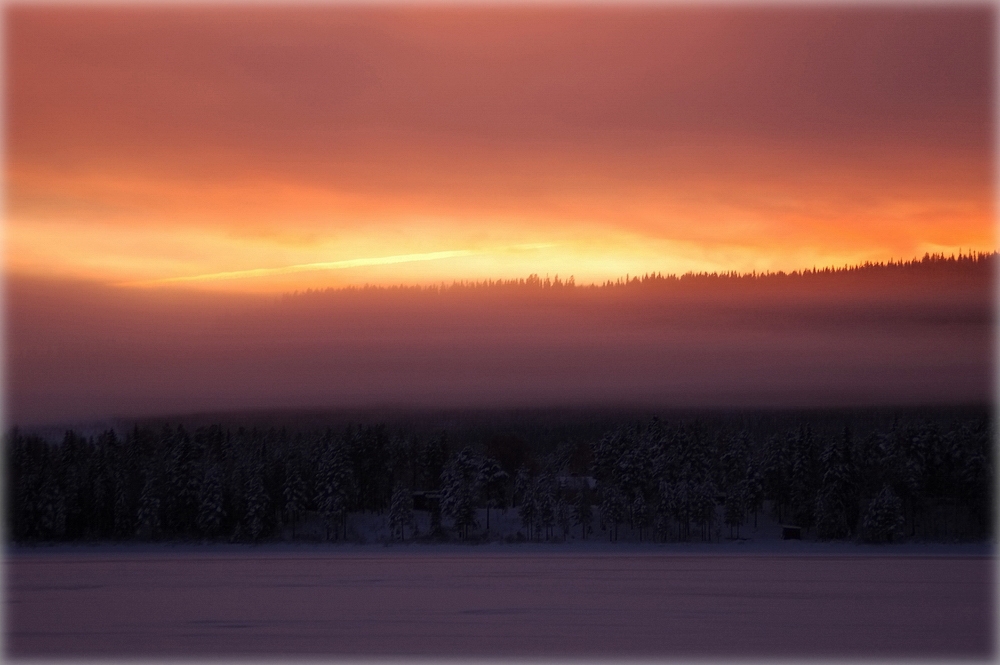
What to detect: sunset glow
<box><xmin>6</xmin><ymin>5</ymin><xmax>994</xmax><ymax>292</ymax></box>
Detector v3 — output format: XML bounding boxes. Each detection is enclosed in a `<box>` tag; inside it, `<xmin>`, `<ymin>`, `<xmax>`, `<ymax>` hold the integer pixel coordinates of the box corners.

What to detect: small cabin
<box><xmin>781</xmin><ymin>524</ymin><xmax>802</xmax><ymax>540</ymax></box>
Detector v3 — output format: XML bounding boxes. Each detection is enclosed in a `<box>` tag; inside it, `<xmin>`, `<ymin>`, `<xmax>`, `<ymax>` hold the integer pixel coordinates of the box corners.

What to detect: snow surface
<box><xmin>6</xmin><ymin>502</ymin><xmax>994</xmax><ymax>657</ymax></box>
<box><xmin>6</xmin><ymin>547</ymin><xmax>993</xmax><ymax>658</ymax></box>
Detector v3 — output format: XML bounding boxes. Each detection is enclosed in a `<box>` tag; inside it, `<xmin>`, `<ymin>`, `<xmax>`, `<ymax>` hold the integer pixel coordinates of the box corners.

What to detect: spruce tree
<box><xmin>388</xmin><ymin>485</ymin><xmax>414</xmax><ymax>541</ymax></box>
<box><xmin>283</xmin><ymin>463</ymin><xmax>307</xmax><ymax>539</ymax></box>
<box><xmin>816</xmin><ymin>433</ymin><xmax>854</xmax><ymax>540</ymax></box>
<box><xmin>244</xmin><ymin>469</ymin><xmax>270</xmax><ymax>542</ymax></box>
<box><xmin>572</xmin><ymin>487</ymin><xmax>593</xmax><ymax>540</ymax></box>
<box><xmin>441</xmin><ymin>447</ymin><xmax>480</xmax><ymax>539</ymax></box>
<box><xmin>197</xmin><ymin>465</ymin><xmax>226</xmax><ymax>538</ymax></box>
<box><xmin>315</xmin><ymin>442</ymin><xmax>351</xmax><ymax>541</ymax></box>
<box><xmin>136</xmin><ymin>472</ymin><xmax>161</xmax><ymax>540</ymax></box>
<box><xmin>478</xmin><ymin>457</ymin><xmax>508</xmax><ymax>535</ymax></box>
<box><xmin>599</xmin><ymin>486</ymin><xmax>625</xmax><ymax>542</ymax></box>
<box><xmin>516</xmin><ymin>468</ymin><xmax>537</xmax><ymax>540</ymax></box>
<box><xmin>632</xmin><ymin>493</ymin><xmax>649</xmax><ymax>541</ymax></box>
<box><xmin>724</xmin><ymin>480</ymin><xmax>747</xmax><ymax>539</ymax></box>
<box><xmin>38</xmin><ymin>474</ymin><xmax>66</xmax><ymax>540</ymax></box>
<box><xmin>861</xmin><ymin>485</ymin><xmax>904</xmax><ymax>543</ymax></box>
<box><xmin>535</xmin><ymin>472</ymin><xmax>557</xmax><ymax>541</ymax></box>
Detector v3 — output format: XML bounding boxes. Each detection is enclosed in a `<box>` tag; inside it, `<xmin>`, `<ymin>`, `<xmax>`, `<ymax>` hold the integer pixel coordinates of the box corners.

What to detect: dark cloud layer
<box><xmin>10</xmin><ymin>6</ymin><xmax>992</xmax><ymax>158</ymax></box>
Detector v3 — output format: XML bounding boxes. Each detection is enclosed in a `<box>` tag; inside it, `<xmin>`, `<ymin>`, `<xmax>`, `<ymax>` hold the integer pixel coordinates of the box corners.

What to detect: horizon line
<box><xmin>273</xmin><ymin>249</ymin><xmax>995</xmax><ymax>295</ymax></box>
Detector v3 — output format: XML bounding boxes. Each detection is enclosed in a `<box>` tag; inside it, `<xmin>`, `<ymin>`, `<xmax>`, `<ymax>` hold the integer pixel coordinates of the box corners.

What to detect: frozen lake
<box><xmin>5</xmin><ymin>547</ymin><xmax>994</xmax><ymax>658</ymax></box>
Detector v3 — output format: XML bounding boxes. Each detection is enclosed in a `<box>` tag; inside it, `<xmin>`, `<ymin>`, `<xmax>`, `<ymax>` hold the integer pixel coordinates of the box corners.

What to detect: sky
<box><xmin>6</xmin><ymin>5</ymin><xmax>995</xmax><ymax>293</ymax></box>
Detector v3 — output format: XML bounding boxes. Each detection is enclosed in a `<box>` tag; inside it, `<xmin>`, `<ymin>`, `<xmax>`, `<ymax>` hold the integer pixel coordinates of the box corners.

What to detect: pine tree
<box><xmin>441</xmin><ymin>447</ymin><xmax>480</xmax><ymax>539</ymax></box>
<box><xmin>282</xmin><ymin>463</ymin><xmax>307</xmax><ymax>539</ymax></box>
<box><xmin>136</xmin><ymin>472</ymin><xmax>161</xmax><ymax>540</ymax></box>
<box><xmin>724</xmin><ymin>479</ymin><xmax>748</xmax><ymax>539</ymax></box>
<box><xmin>38</xmin><ymin>474</ymin><xmax>66</xmax><ymax>540</ymax></box>
<box><xmin>815</xmin><ymin>433</ymin><xmax>854</xmax><ymax>540</ymax></box>
<box><xmin>112</xmin><ymin>430</ymin><xmax>143</xmax><ymax>539</ymax></box>
<box><xmin>632</xmin><ymin>493</ymin><xmax>649</xmax><ymax>541</ymax></box>
<box><xmin>315</xmin><ymin>442</ymin><xmax>352</xmax><ymax>541</ymax></box>
<box><xmin>572</xmin><ymin>487</ymin><xmax>593</xmax><ymax>540</ymax></box>
<box><xmin>388</xmin><ymin>436</ymin><xmax>414</xmax><ymax>492</ymax></box>
<box><xmin>197</xmin><ymin>465</ymin><xmax>226</xmax><ymax>538</ymax></box>
<box><xmin>556</xmin><ymin>496</ymin><xmax>572</xmax><ymax>539</ymax></box>
<box><xmin>515</xmin><ymin>468</ymin><xmax>537</xmax><ymax>540</ymax></box>
<box><xmin>692</xmin><ymin>480</ymin><xmax>718</xmax><ymax>541</ymax></box>
<box><xmin>535</xmin><ymin>472</ymin><xmax>557</xmax><ymax>541</ymax></box>
<box><xmin>746</xmin><ymin>466</ymin><xmax>764</xmax><ymax>529</ymax></box>
<box><xmin>478</xmin><ymin>457</ymin><xmax>508</xmax><ymax>535</ymax></box>
<box><xmin>655</xmin><ymin>480</ymin><xmax>675</xmax><ymax>542</ymax></box>
<box><xmin>599</xmin><ymin>486</ymin><xmax>625</xmax><ymax>542</ymax></box>
<box><xmin>388</xmin><ymin>485</ymin><xmax>414</xmax><ymax>541</ymax></box>
<box><xmin>244</xmin><ymin>469</ymin><xmax>270</xmax><ymax>542</ymax></box>
<box><xmin>861</xmin><ymin>485</ymin><xmax>905</xmax><ymax>543</ymax></box>
<box><xmin>163</xmin><ymin>427</ymin><xmax>200</xmax><ymax>535</ymax></box>
<box><xmin>788</xmin><ymin>428</ymin><xmax>819</xmax><ymax>529</ymax></box>
<box><xmin>421</xmin><ymin>435</ymin><xmax>447</xmax><ymax>538</ymax></box>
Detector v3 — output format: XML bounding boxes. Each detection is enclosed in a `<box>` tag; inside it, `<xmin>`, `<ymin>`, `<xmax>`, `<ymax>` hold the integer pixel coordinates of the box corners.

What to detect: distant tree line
<box><xmin>280</xmin><ymin>251</ymin><xmax>993</xmax><ymax>299</ymax></box>
<box><xmin>5</xmin><ymin>413</ymin><xmax>991</xmax><ymax>544</ymax></box>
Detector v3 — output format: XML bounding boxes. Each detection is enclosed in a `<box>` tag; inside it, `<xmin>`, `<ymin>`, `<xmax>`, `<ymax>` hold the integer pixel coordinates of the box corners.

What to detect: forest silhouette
<box><xmin>7</xmin><ymin>407</ymin><xmax>991</xmax><ymax>545</ymax></box>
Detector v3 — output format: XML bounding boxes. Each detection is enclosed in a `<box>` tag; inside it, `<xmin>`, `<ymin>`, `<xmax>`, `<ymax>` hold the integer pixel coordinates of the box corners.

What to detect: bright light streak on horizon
<box><xmin>119</xmin><ymin>244</ymin><xmax>556</xmax><ymax>287</ymax></box>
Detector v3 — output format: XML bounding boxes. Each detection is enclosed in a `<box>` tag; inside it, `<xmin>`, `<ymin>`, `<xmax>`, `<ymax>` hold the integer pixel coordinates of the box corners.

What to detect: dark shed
<box><xmin>781</xmin><ymin>525</ymin><xmax>802</xmax><ymax>540</ymax></box>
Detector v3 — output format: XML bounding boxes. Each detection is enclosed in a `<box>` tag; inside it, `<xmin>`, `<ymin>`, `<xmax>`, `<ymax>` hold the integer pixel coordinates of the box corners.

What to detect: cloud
<box><xmin>119</xmin><ymin>244</ymin><xmax>556</xmax><ymax>287</ymax></box>
<box><xmin>6</xmin><ymin>6</ymin><xmax>993</xmax><ymax>290</ymax></box>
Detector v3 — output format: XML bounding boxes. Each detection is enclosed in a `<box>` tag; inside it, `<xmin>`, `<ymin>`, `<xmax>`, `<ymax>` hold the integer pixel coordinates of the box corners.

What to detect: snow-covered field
<box><xmin>6</xmin><ymin>546</ymin><xmax>993</xmax><ymax>658</ymax></box>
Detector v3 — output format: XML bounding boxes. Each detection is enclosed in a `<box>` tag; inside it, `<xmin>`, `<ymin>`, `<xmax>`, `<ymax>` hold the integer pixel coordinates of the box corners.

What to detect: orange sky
<box><xmin>6</xmin><ymin>5</ymin><xmax>995</xmax><ymax>292</ymax></box>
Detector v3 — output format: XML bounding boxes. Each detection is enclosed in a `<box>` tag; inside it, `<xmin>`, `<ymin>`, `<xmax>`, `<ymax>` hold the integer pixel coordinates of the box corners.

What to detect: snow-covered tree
<box><xmin>691</xmin><ymin>480</ymin><xmax>718</xmax><ymax>541</ymax></box>
<box><xmin>861</xmin><ymin>485</ymin><xmax>904</xmax><ymax>543</ymax></box>
<box><xmin>441</xmin><ymin>447</ymin><xmax>480</xmax><ymax>539</ymax></box>
<box><xmin>388</xmin><ymin>485</ymin><xmax>414</xmax><ymax>541</ymax></box>
<box><xmin>38</xmin><ymin>474</ymin><xmax>66</xmax><ymax>540</ymax></box>
<box><xmin>572</xmin><ymin>488</ymin><xmax>593</xmax><ymax>540</ymax></box>
<box><xmin>556</xmin><ymin>496</ymin><xmax>572</xmax><ymax>539</ymax></box>
<box><xmin>244</xmin><ymin>469</ymin><xmax>270</xmax><ymax>542</ymax></box>
<box><xmin>315</xmin><ymin>443</ymin><xmax>352</xmax><ymax>541</ymax></box>
<box><xmin>745</xmin><ymin>466</ymin><xmax>765</xmax><ymax>529</ymax></box>
<box><xmin>113</xmin><ymin>472</ymin><xmax>133</xmax><ymax>539</ymax></box>
<box><xmin>788</xmin><ymin>429</ymin><xmax>819</xmax><ymax>529</ymax></box>
<box><xmin>655</xmin><ymin>480</ymin><xmax>675</xmax><ymax>542</ymax></box>
<box><xmin>420</xmin><ymin>435</ymin><xmax>448</xmax><ymax>537</ymax></box>
<box><xmin>815</xmin><ymin>490</ymin><xmax>849</xmax><ymax>541</ymax></box>
<box><xmin>282</xmin><ymin>463</ymin><xmax>307</xmax><ymax>538</ymax></box>
<box><xmin>197</xmin><ymin>465</ymin><xmax>226</xmax><ymax>538</ymax></box>
<box><xmin>599</xmin><ymin>485</ymin><xmax>626</xmax><ymax>542</ymax></box>
<box><xmin>515</xmin><ymin>468</ymin><xmax>537</xmax><ymax>540</ymax></box>
<box><xmin>535</xmin><ymin>472</ymin><xmax>556</xmax><ymax>541</ymax></box>
<box><xmin>478</xmin><ymin>457</ymin><xmax>508</xmax><ymax>534</ymax></box>
<box><xmin>632</xmin><ymin>493</ymin><xmax>649</xmax><ymax>541</ymax></box>
<box><xmin>163</xmin><ymin>427</ymin><xmax>200</xmax><ymax>534</ymax></box>
<box><xmin>724</xmin><ymin>479</ymin><xmax>748</xmax><ymax>539</ymax></box>
<box><xmin>136</xmin><ymin>472</ymin><xmax>161</xmax><ymax>540</ymax></box>
<box><xmin>815</xmin><ymin>434</ymin><xmax>854</xmax><ymax>540</ymax></box>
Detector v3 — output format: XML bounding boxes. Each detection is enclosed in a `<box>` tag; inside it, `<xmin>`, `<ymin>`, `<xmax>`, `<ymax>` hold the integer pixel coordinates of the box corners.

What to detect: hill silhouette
<box><xmin>7</xmin><ymin>252</ymin><xmax>993</xmax><ymax>426</ymax></box>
